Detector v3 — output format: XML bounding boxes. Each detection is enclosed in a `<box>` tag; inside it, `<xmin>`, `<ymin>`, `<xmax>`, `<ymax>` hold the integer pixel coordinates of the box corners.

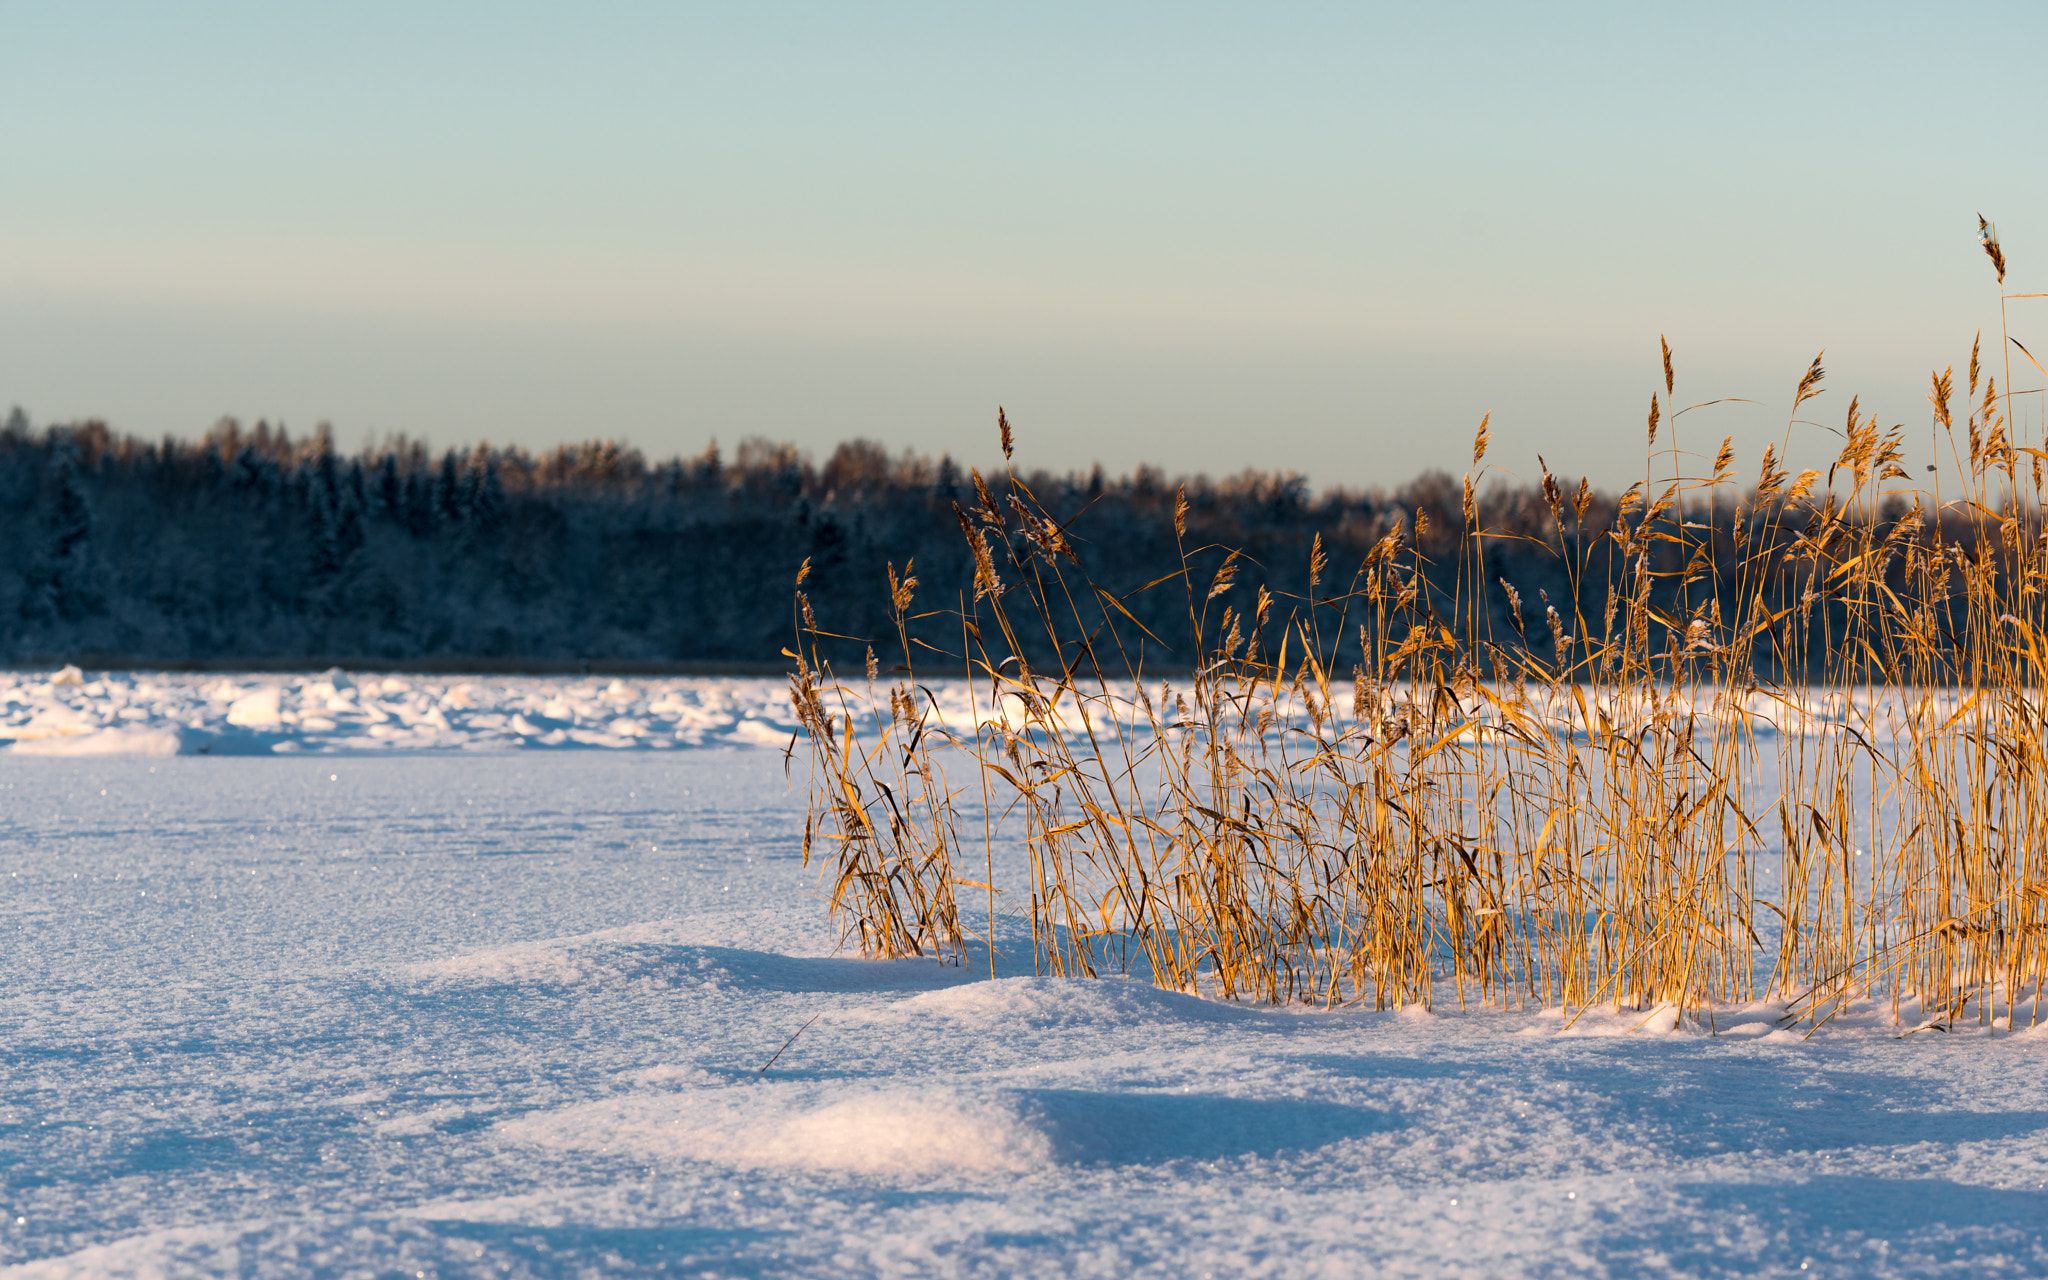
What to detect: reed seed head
<box><xmin>1930</xmin><ymin>366</ymin><xmax>1954</xmax><ymax>432</ymax></box>
<box><xmin>1979</xmin><ymin>213</ymin><xmax>2007</xmax><ymax>283</ymax></box>
<box><xmin>1207</xmin><ymin>549</ymin><xmax>1241</xmax><ymax>601</ymax></box>
<box><xmin>971</xmin><ymin>468</ymin><xmax>1003</xmax><ymax>529</ymax></box>
<box><xmin>1795</xmin><ymin>352</ymin><xmax>1826</xmax><ymax>409</ymax></box>
<box><xmin>888</xmin><ymin>560</ymin><xmax>919</xmax><ymax>614</ymax></box>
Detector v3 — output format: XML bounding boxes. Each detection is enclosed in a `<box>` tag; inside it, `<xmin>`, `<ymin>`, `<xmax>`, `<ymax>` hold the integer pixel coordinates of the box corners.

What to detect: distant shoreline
<box><xmin>4</xmin><ymin>655</ymin><xmax>803</xmax><ymax>677</ymax></box>
<box><xmin>1</xmin><ymin>656</ymin><xmax>1179</xmax><ymax>678</ymax></box>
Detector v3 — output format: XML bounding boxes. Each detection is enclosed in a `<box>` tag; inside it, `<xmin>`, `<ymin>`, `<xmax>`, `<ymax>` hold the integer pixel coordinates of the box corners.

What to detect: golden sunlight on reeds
<box><xmin>791</xmin><ymin>219</ymin><xmax>2048</xmax><ymax>1035</ymax></box>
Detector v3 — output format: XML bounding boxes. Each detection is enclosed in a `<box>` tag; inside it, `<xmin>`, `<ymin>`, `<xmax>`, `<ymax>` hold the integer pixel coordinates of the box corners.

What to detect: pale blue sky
<box><xmin>3</xmin><ymin>2</ymin><xmax>2044</xmax><ymax>489</ymax></box>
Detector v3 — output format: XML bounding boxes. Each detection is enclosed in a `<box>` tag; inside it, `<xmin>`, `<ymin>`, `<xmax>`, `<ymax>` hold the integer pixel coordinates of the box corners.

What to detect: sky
<box><xmin>3</xmin><ymin>1</ymin><xmax>2046</xmax><ymax>492</ymax></box>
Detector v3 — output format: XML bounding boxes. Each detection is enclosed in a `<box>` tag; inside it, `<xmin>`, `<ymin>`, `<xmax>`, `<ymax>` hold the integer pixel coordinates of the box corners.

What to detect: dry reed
<box><xmin>792</xmin><ymin>220</ymin><xmax>2048</xmax><ymax>1033</ymax></box>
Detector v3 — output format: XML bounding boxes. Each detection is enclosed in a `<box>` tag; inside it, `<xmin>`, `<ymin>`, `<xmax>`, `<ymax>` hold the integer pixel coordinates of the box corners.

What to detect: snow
<box><xmin>7</xmin><ymin>727</ymin><xmax>189</xmax><ymax>757</ymax></box>
<box><xmin>225</xmin><ymin>688</ymin><xmax>284</xmax><ymax>728</ymax></box>
<box><xmin>0</xmin><ymin>665</ymin><xmax>1972</xmax><ymax>761</ymax></box>
<box><xmin>3</xmin><ymin>697</ymin><xmax>2047</xmax><ymax>1276</ymax></box>
<box><xmin>0</xmin><ymin>669</ymin><xmax>816</xmax><ymax>755</ymax></box>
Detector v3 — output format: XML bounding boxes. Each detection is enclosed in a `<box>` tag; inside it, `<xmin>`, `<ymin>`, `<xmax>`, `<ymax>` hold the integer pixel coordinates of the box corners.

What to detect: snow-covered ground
<box><xmin>5</xmin><ymin>695</ymin><xmax>2048</xmax><ymax>1277</ymax></box>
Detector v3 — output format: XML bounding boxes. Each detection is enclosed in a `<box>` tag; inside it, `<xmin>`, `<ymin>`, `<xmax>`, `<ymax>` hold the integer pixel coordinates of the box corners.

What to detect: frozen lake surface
<box><xmin>0</xmin><ymin>664</ymin><xmax>1971</xmax><ymax>760</ymax></box>
<box><xmin>5</xmin><ymin>747</ymin><xmax>2048</xmax><ymax>1278</ymax></box>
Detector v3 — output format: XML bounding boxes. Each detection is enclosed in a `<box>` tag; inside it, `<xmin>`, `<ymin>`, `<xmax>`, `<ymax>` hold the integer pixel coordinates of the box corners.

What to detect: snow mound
<box><xmin>398</xmin><ymin>926</ymin><xmax>962</xmax><ymax>995</ymax></box>
<box><xmin>7</xmin><ymin>726</ymin><xmax>191</xmax><ymax>756</ymax></box>
<box><xmin>1515</xmin><ymin>994</ymin><xmax>2016</xmax><ymax>1040</ymax></box>
<box><xmin>3</xmin><ymin>1222</ymin><xmax>246</xmax><ymax>1279</ymax></box>
<box><xmin>503</xmin><ymin>1078</ymin><xmax>1393</xmax><ymax>1175</ymax></box>
<box><xmin>770</xmin><ymin>1090</ymin><xmax>1057</xmax><ymax>1172</ymax></box>
<box><xmin>400</xmin><ymin>925</ymin><xmax>730</xmax><ymax>994</ymax></box>
<box><xmin>858</xmin><ymin>975</ymin><xmax>1261</xmax><ymax>1030</ymax></box>
<box><xmin>501</xmin><ymin>1084</ymin><xmax>1056</xmax><ymax>1175</ymax></box>
<box><xmin>8</xmin><ymin>1217</ymin><xmax>468</xmax><ymax>1280</ymax></box>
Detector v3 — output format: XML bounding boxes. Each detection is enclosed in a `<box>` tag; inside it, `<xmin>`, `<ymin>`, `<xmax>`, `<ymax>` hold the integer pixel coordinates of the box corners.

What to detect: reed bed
<box><xmin>791</xmin><ymin>221</ymin><xmax>2048</xmax><ymax>1032</ymax></box>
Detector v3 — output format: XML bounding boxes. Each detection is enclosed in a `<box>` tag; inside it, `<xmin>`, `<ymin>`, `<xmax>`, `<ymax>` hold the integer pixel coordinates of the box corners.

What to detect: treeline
<box><xmin>0</xmin><ymin>407</ymin><xmax>1932</xmax><ymax>671</ymax></box>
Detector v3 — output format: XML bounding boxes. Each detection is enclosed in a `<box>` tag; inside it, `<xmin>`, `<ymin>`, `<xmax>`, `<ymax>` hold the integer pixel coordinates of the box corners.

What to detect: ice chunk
<box><xmin>3</xmin><ymin>714</ymin><xmax>99</xmax><ymax>741</ymax></box>
<box><xmin>301</xmin><ymin>679</ymin><xmax>355</xmax><ymax>706</ymax></box>
<box><xmin>732</xmin><ymin>719</ymin><xmax>793</xmax><ymax>746</ymax></box>
<box><xmin>226</xmin><ymin>688</ymin><xmax>283</xmax><ymax>727</ymax></box>
<box><xmin>10</xmin><ymin>726</ymin><xmax>189</xmax><ymax>756</ymax></box>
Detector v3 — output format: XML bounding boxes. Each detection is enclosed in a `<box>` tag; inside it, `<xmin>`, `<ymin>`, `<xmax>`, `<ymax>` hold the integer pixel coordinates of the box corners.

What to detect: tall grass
<box><xmin>792</xmin><ymin>222</ymin><xmax>2048</xmax><ymax>1032</ymax></box>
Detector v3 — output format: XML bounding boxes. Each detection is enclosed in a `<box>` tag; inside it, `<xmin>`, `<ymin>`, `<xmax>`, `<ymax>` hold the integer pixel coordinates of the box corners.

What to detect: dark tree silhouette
<box><xmin>0</xmin><ymin>407</ymin><xmax>1871</xmax><ymax>671</ymax></box>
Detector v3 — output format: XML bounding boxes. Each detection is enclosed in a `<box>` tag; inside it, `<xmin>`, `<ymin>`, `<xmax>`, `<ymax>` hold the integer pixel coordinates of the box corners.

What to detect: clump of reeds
<box><xmin>793</xmin><ymin>221</ymin><xmax>2048</xmax><ymax>1032</ymax></box>
<box><xmin>788</xmin><ymin>555</ymin><xmax>966</xmax><ymax>962</ymax></box>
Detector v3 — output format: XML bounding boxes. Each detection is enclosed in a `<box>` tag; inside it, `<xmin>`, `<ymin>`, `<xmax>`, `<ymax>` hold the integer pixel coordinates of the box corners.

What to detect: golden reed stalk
<box><xmin>793</xmin><ymin>225</ymin><xmax>2048</xmax><ymax>1033</ymax></box>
